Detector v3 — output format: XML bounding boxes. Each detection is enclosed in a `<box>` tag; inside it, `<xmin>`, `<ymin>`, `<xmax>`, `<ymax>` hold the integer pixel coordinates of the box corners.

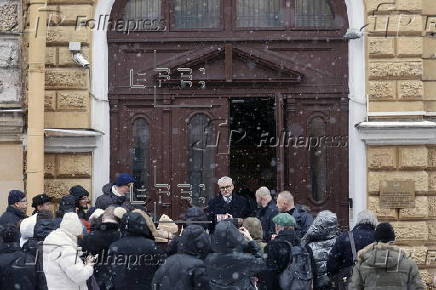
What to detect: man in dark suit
<box><xmin>255</xmin><ymin>186</ymin><xmax>278</xmax><ymax>241</ymax></box>
<box><xmin>207</xmin><ymin>176</ymin><xmax>252</xmax><ymax>229</ymax></box>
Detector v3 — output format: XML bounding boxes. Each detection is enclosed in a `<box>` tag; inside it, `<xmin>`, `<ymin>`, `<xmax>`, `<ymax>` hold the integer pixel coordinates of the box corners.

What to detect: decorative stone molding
<box><xmin>0</xmin><ymin>109</ymin><xmax>24</xmax><ymax>142</ymax></box>
<box><xmin>358</xmin><ymin>121</ymin><xmax>436</xmax><ymax>145</ymax></box>
<box><xmin>44</xmin><ymin>129</ymin><xmax>103</xmax><ymax>153</ymax></box>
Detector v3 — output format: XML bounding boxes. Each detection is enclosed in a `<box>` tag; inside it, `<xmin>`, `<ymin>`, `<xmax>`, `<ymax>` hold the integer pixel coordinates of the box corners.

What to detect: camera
<box><xmin>72</xmin><ymin>53</ymin><xmax>90</xmax><ymax>69</ymax></box>
<box><xmin>69</xmin><ymin>42</ymin><xmax>90</xmax><ymax>69</ymax></box>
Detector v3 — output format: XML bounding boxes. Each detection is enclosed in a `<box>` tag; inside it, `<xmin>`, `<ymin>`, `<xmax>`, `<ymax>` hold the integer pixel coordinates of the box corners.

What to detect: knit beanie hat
<box><xmin>115</xmin><ymin>173</ymin><xmax>135</xmax><ymax>186</ymax></box>
<box><xmin>60</xmin><ymin>212</ymin><xmax>84</xmax><ymax>237</ymax></box>
<box><xmin>374</xmin><ymin>222</ymin><xmax>396</xmax><ymax>243</ymax></box>
<box><xmin>8</xmin><ymin>190</ymin><xmax>26</xmax><ymax>205</ymax></box>
<box><xmin>272</xmin><ymin>213</ymin><xmax>297</xmax><ymax>227</ymax></box>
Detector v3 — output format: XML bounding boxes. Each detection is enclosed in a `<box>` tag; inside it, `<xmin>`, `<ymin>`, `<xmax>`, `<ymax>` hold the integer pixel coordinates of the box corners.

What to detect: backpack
<box><xmin>331</xmin><ymin>231</ymin><xmax>357</xmax><ymax>290</ymax></box>
<box><xmin>279</xmin><ymin>241</ymin><xmax>313</xmax><ymax>290</ymax></box>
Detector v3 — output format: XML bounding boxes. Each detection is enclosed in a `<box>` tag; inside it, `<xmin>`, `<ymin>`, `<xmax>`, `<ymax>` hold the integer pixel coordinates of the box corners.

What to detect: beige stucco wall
<box><xmin>0</xmin><ymin>144</ymin><xmax>24</xmax><ymax>213</ymax></box>
<box><xmin>39</xmin><ymin>0</ymin><xmax>94</xmax><ymax>201</ymax></box>
<box><xmin>365</xmin><ymin>0</ymin><xmax>436</xmax><ymax>286</ymax></box>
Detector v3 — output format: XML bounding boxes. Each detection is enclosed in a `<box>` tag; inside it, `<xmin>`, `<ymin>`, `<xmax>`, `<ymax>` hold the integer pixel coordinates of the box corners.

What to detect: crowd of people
<box><xmin>0</xmin><ymin>174</ymin><xmax>427</xmax><ymax>290</ymax></box>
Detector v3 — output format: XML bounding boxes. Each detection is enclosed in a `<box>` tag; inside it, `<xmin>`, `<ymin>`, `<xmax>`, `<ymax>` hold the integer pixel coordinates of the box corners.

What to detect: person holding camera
<box><xmin>43</xmin><ymin>212</ymin><xmax>96</xmax><ymax>290</ymax></box>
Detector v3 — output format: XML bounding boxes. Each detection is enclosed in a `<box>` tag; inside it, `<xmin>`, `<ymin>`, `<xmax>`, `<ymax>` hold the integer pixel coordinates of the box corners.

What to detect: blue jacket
<box><xmin>326</xmin><ymin>223</ymin><xmax>376</xmax><ymax>277</ymax></box>
<box><xmin>286</xmin><ymin>205</ymin><xmax>314</xmax><ymax>240</ymax></box>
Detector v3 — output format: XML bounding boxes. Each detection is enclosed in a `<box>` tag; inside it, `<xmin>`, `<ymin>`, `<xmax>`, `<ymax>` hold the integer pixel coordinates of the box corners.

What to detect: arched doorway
<box><xmin>106</xmin><ymin>0</ymin><xmax>350</xmax><ymax>226</ymax></box>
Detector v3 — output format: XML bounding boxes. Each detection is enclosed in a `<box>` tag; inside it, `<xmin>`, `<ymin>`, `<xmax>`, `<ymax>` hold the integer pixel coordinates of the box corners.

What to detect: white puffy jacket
<box><xmin>20</xmin><ymin>213</ymin><xmax>37</xmax><ymax>247</ymax></box>
<box><xmin>43</xmin><ymin>213</ymin><xmax>93</xmax><ymax>290</ymax></box>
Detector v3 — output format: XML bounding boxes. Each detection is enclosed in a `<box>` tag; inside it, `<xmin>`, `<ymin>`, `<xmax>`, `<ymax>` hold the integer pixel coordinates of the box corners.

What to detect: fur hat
<box><xmin>31</xmin><ymin>194</ymin><xmax>52</xmax><ymax>209</ymax></box>
<box><xmin>155</xmin><ymin>214</ymin><xmax>178</xmax><ymax>243</ymax></box>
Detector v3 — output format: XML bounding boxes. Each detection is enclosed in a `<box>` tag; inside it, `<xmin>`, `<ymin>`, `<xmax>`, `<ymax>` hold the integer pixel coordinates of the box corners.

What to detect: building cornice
<box><xmin>357</xmin><ymin>121</ymin><xmax>436</xmax><ymax>145</ymax></box>
<box><xmin>43</xmin><ymin>129</ymin><xmax>103</xmax><ymax>153</ymax></box>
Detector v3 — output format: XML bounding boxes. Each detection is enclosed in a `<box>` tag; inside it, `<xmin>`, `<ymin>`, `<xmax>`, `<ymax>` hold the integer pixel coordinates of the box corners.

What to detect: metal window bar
<box><xmin>236</xmin><ymin>0</ymin><xmax>281</xmax><ymax>28</ymax></box>
<box><xmin>295</xmin><ymin>0</ymin><xmax>334</xmax><ymax>28</ymax></box>
<box><xmin>123</xmin><ymin>0</ymin><xmax>161</xmax><ymax>29</ymax></box>
<box><xmin>175</xmin><ymin>0</ymin><xmax>220</xmax><ymax>28</ymax></box>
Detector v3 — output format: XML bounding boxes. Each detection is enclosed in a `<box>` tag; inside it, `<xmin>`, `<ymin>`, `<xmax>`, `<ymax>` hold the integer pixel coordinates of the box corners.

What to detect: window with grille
<box><xmin>174</xmin><ymin>0</ymin><xmax>221</xmax><ymax>29</ymax></box>
<box><xmin>236</xmin><ymin>0</ymin><xmax>283</xmax><ymax>28</ymax></box>
<box><xmin>132</xmin><ymin>118</ymin><xmax>150</xmax><ymax>201</ymax></box>
<box><xmin>188</xmin><ymin>114</ymin><xmax>216</xmax><ymax>207</ymax></box>
<box><xmin>295</xmin><ymin>0</ymin><xmax>334</xmax><ymax>28</ymax></box>
<box><xmin>309</xmin><ymin>117</ymin><xmax>327</xmax><ymax>202</ymax></box>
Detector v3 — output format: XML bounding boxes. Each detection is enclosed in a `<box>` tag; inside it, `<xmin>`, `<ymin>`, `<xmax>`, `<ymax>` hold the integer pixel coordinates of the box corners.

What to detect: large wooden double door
<box><xmin>108</xmin><ymin>0</ymin><xmax>350</xmax><ymax>225</ymax></box>
<box><xmin>110</xmin><ymin>93</ymin><xmax>348</xmax><ymax>225</ymax></box>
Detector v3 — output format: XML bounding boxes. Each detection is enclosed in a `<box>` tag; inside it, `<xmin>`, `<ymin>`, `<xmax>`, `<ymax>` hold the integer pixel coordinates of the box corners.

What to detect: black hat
<box><xmin>69</xmin><ymin>185</ymin><xmax>89</xmax><ymax>200</ymax></box>
<box><xmin>8</xmin><ymin>190</ymin><xmax>25</xmax><ymax>205</ymax></box>
<box><xmin>31</xmin><ymin>194</ymin><xmax>52</xmax><ymax>209</ymax></box>
<box><xmin>374</xmin><ymin>222</ymin><xmax>396</xmax><ymax>243</ymax></box>
<box><xmin>1</xmin><ymin>224</ymin><xmax>19</xmax><ymax>243</ymax></box>
<box><xmin>58</xmin><ymin>195</ymin><xmax>77</xmax><ymax>215</ymax></box>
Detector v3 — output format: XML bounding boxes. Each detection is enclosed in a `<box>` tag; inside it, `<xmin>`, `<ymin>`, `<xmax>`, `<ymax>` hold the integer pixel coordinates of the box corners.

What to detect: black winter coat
<box><xmin>327</xmin><ymin>223</ymin><xmax>376</xmax><ymax>277</ymax></box>
<box><xmin>256</xmin><ymin>200</ymin><xmax>278</xmax><ymax>241</ymax></box>
<box><xmin>262</xmin><ymin>229</ymin><xmax>300</xmax><ymax>290</ymax></box>
<box><xmin>81</xmin><ymin>222</ymin><xmax>122</xmax><ymax>290</ymax></box>
<box><xmin>109</xmin><ymin>212</ymin><xmax>165</xmax><ymax>290</ymax></box>
<box><xmin>207</xmin><ymin>194</ymin><xmax>252</xmax><ymax>231</ymax></box>
<box><xmin>0</xmin><ymin>242</ymin><xmax>39</xmax><ymax>290</ymax></box>
<box><xmin>285</xmin><ymin>205</ymin><xmax>314</xmax><ymax>240</ymax></box>
<box><xmin>153</xmin><ymin>225</ymin><xmax>211</xmax><ymax>290</ymax></box>
<box><xmin>95</xmin><ymin>183</ymin><xmax>130</xmax><ymax>210</ymax></box>
<box><xmin>167</xmin><ymin>207</ymin><xmax>211</xmax><ymax>256</ymax></box>
<box><xmin>0</xmin><ymin>206</ymin><xmax>27</xmax><ymax>228</ymax></box>
<box><xmin>21</xmin><ymin>218</ymin><xmax>57</xmax><ymax>290</ymax></box>
<box><xmin>205</xmin><ymin>221</ymin><xmax>266</xmax><ymax>290</ymax></box>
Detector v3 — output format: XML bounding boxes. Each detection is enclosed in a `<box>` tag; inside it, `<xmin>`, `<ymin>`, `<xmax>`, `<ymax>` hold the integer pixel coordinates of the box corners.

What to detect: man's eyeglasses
<box><xmin>219</xmin><ymin>185</ymin><xmax>232</xmax><ymax>190</ymax></box>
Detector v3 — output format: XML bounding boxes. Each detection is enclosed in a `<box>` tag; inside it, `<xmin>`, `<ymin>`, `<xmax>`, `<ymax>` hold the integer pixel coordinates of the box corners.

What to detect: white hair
<box><xmin>255</xmin><ymin>186</ymin><xmax>271</xmax><ymax>199</ymax></box>
<box><xmin>217</xmin><ymin>176</ymin><xmax>233</xmax><ymax>186</ymax></box>
<box><xmin>355</xmin><ymin>210</ymin><xmax>378</xmax><ymax>227</ymax></box>
<box><xmin>278</xmin><ymin>191</ymin><xmax>294</xmax><ymax>203</ymax></box>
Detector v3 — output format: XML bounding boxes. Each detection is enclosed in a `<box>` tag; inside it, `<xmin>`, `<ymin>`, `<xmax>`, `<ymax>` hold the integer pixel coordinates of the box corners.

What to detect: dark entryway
<box><xmin>230</xmin><ymin>97</ymin><xmax>277</xmax><ymax>193</ymax></box>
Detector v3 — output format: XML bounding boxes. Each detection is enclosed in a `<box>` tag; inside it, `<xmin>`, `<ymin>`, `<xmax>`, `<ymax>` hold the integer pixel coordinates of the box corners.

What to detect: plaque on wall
<box><xmin>379</xmin><ymin>180</ymin><xmax>415</xmax><ymax>209</ymax></box>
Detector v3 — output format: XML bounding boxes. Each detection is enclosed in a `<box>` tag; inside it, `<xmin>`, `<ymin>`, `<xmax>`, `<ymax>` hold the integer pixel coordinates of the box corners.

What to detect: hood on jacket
<box><xmin>302</xmin><ymin>210</ymin><xmax>338</xmax><ymax>245</ymax></box>
<box><xmin>102</xmin><ymin>183</ymin><xmax>113</xmax><ymax>195</ymax></box>
<box><xmin>358</xmin><ymin>242</ymin><xmax>406</xmax><ymax>269</ymax></box>
<box><xmin>20</xmin><ymin>214</ymin><xmax>38</xmax><ymax>247</ymax></box>
<box><xmin>34</xmin><ymin>219</ymin><xmax>58</xmax><ymax>241</ymax></box>
<box><xmin>60</xmin><ymin>213</ymin><xmax>83</xmax><ymax>237</ymax></box>
<box><xmin>121</xmin><ymin>212</ymin><xmax>153</xmax><ymax>238</ymax></box>
<box><xmin>56</xmin><ymin>195</ymin><xmax>77</xmax><ymax>218</ymax></box>
<box><xmin>178</xmin><ymin>225</ymin><xmax>211</xmax><ymax>258</ymax></box>
<box><xmin>211</xmin><ymin>220</ymin><xmax>247</xmax><ymax>253</ymax></box>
